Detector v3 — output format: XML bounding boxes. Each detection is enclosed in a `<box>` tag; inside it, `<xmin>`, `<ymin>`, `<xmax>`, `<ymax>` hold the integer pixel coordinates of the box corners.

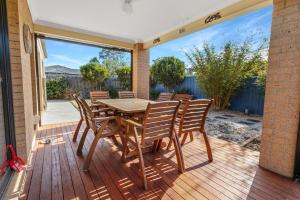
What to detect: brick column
<box><xmin>260</xmin><ymin>0</ymin><xmax>300</xmax><ymax>177</ymax></box>
<box><xmin>132</xmin><ymin>43</ymin><xmax>150</xmax><ymax>99</ymax></box>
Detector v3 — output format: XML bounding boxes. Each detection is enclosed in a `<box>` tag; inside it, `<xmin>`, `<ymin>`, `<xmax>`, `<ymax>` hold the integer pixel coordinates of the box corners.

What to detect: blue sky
<box><xmin>45</xmin><ymin>6</ymin><xmax>272</xmax><ymax>69</ymax></box>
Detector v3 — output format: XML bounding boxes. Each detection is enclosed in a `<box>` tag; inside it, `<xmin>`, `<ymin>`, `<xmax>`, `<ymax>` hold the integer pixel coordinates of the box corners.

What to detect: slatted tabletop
<box><xmin>96</xmin><ymin>98</ymin><xmax>155</xmax><ymax>114</ymax></box>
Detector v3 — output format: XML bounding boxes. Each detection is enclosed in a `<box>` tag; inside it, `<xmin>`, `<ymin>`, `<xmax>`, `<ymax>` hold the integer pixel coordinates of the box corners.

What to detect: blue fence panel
<box><xmin>229</xmin><ymin>79</ymin><xmax>265</xmax><ymax>115</ymax></box>
<box><xmin>152</xmin><ymin>76</ymin><xmax>265</xmax><ymax>115</ymax></box>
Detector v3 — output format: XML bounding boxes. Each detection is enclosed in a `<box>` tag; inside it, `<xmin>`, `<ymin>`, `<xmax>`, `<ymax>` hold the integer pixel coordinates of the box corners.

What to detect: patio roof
<box><xmin>29</xmin><ymin>0</ymin><xmax>272</xmax><ymax>49</ymax></box>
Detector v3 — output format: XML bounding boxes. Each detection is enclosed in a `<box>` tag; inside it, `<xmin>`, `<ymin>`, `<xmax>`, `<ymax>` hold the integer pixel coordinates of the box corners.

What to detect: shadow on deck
<box><xmin>20</xmin><ymin>122</ymin><xmax>300</xmax><ymax>200</ymax></box>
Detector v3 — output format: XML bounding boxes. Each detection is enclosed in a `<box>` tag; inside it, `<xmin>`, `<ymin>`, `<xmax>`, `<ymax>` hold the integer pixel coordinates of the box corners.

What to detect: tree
<box><xmin>186</xmin><ymin>41</ymin><xmax>267</xmax><ymax>110</ymax></box>
<box><xmin>99</xmin><ymin>48</ymin><xmax>126</xmax><ymax>62</ymax></box>
<box><xmin>151</xmin><ymin>56</ymin><xmax>185</xmax><ymax>91</ymax></box>
<box><xmin>89</xmin><ymin>57</ymin><xmax>100</xmax><ymax>63</ymax></box>
<box><xmin>99</xmin><ymin>48</ymin><xmax>130</xmax><ymax>76</ymax></box>
<box><xmin>80</xmin><ymin>62</ymin><xmax>109</xmax><ymax>90</ymax></box>
<box><xmin>115</xmin><ymin>66</ymin><xmax>131</xmax><ymax>90</ymax></box>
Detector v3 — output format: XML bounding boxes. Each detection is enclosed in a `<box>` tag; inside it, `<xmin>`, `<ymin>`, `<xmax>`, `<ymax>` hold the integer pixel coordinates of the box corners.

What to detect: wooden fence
<box><xmin>47</xmin><ymin>75</ymin><xmax>264</xmax><ymax>115</ymax></box>
<box><xmin>51</xmin><ymin>76</ymin><xmax>122</xmax><ymax>99</ymax></box>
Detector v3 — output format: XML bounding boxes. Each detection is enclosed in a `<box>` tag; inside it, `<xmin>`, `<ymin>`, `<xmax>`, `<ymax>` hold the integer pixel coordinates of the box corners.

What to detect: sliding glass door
<box><xmin>0</xmin><ymin>86</ymin><xmax>7</xmax><ymax>196</ymax></box>
<box><xmin>0</xmin><ymin>0</ymin><xmax>16</xmax><ymax>198</ymax></box>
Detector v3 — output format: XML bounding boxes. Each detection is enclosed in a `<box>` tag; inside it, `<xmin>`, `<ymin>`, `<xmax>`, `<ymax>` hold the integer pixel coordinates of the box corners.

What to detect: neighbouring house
<box><xmin>45</xmin><ymin>65</ymin><xmax>81</xmax><ymax>79</ymax></box>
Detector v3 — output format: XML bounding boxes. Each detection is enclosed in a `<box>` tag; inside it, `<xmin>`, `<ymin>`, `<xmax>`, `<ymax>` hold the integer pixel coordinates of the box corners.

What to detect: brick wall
<box><xmin>260</xmin><ymin>0</ymin><xmax>300</xmax><ymax>177</ymax></box>
<box><xmin>132</xmin><ymin>43</ymin><xmax>150</xmax><ymax>99</ymax></box>
<box><xmin>6</xmin><ymin>0</ymin><xmax>36</xmax><ymax>160</ymax></box>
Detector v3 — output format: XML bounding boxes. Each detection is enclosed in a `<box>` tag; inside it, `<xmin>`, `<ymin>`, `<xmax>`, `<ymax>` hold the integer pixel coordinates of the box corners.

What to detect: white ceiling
<box><xmin>28</xmin><ymin>0</ymin><xmax>241</xmax><ymax>43</ymax></box>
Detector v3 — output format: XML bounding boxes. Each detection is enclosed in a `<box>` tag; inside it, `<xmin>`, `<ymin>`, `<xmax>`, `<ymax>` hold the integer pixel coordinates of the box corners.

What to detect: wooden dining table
<box><xmin>95</xmin><ymin>98</ymin><xmax>160</xmax><ymax>157</ymax></box>
<box><xmin>96</xmin><ymin>98</ymin><xmax>155</xmax><ymax>114</ymax></box>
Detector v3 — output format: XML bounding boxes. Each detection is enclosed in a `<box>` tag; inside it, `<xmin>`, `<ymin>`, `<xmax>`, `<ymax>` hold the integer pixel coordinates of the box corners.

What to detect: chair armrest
<box><xmin>123</xmin><ymin>119</ymin><xmax>143</xmax><ymax>128</ymax></box>
<box><xmin>92</xmin><ymin>108</ymin><xmax>110</xmax><ymax>113</ymax></box>
<box><xmin>94</xmin><ymin>116</ymin><xmax>116</xmax><ymax>122</ymax></box>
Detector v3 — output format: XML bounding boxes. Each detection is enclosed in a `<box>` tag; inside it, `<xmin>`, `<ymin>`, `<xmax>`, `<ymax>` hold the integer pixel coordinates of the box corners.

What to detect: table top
<box><xmin>96</xmin><ymin>98</ymin><xmax>155</xmax><ymax>114</ymax></box>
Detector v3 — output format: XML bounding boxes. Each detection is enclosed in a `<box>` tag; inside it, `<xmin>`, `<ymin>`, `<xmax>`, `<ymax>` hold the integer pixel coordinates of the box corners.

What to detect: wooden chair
<box><xmin>173</xmin><ymin>93</ymin><xmax>193</xmax><ymax>118</ymax></box>
<box><xmin>157</xmin><ymin>92</ymin><xmax>174</xmax><ymax>101</ymax></box>
<box><xmin>122</xmin><ymin>101</ymin><xmax>184</xmax><ymax>190</ymax></box>
<box><xmin>90</xmin><ymin>91</ymin><xmax>114</xmax><ymax>116</ymax></box>
<box><xmin>90</xmin><ymin>91</ymin><xmax>109</xmax><ymax>103</ymax></box>
<box><xmin>72</xmin><ymin>94</ymin><xmax>84</xmax><ymax>142</ymax></box>
<box><xmin>72</xmin><ymin>94</ymin><xmax>112</xmax><ymax>141</ymax></box>
<box><xmin>118</xmin><ymin>91</ymin><xmax>135</xmax><ymax>98</ymax></box>
<box><xmin>76</xmin><ymin>97</ymin><xmax>119</xmax><ymax>170</ymax></box>
<box><xmin>170</xmin><ymin>99</ymin><xmax>213</xmax><ymax>162</ymax></box>
<box><xmin>173</xmin><ymin>93</ymin><xmax>193</xmax><ymax>106</ymax></box>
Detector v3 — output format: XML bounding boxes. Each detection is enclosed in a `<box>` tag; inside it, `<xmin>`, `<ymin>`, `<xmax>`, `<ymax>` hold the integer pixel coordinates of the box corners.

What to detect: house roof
<box><xmin>45</xmin><ymin>65</ymin><xmax>80</xmax><ymax>75</ymax></box>
<box><xmin>28</xmin><ymin>0</ymin><xmax>271</xmax><ymax>49</ymax></box>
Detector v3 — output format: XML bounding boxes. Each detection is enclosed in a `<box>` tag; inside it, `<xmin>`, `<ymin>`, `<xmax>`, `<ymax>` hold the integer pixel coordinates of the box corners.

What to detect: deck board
<box><xmin>21</xmin><ymin>122</ymin><xmax>300</xmax><ymax>200</ymax></box>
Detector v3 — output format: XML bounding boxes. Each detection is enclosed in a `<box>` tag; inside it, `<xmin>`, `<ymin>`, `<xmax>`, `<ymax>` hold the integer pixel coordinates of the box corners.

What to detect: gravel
<box><xmin>204</xmin><ymin>110</ymin><xmax>262</xmax><ymax>151</ymax></box>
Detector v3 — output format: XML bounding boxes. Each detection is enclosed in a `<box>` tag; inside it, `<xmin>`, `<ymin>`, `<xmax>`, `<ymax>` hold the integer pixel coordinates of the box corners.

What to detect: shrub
<box><xmin>116</xmin><ymin>66</ymin><xmax>131</xmax><ymax>90</ymax></box>
<box><xmin>151</xmin><ymin>56</ymin><xmax>185</xmax><ymax>91</ymax></box>
<box><xmin>186</xmin><ymin>42</ymin><xmax>266</xmax><ymax>110</ymax></box>
<box><xmin>46</xmin><ymin>78</ymin><xmax>67</xmax><ymax>99</ymax></box>
<box><xmin>256</xmin><ymin>61</ymin><xmax>267</xmax><ymax>87</ymax></box>
<box><xmin>150</xmin><ymin>89</ymin><xmax>160</xmax><ymax>101</ymax></box>
<box><xmin>106</xmin><ymin>86</ymin><xmax>119</xmax><ymax>99</ymax></box>
<box><xmin>174</xmin><ymin>88</ymin><xmax>193</xmax><ymax>96</ymax></box>
<box><xmin>80</xmin><ymin>62</ymin><xmax>109</xmax><ymax>90</ymax></box>
<box><xmin>255</xmin><ymin>61</ymin><xmax>268</xmax><ymax>96</ymax></box>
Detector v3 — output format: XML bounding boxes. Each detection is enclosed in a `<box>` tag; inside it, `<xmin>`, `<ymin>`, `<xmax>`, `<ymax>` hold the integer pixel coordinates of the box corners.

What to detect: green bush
<box><xmin>46</xmin><ymin>78</ymin><xmax>67</xmax><ymax>99</ymax></box>
<box><xmin>186</xmin><ymin>42</ymin><xmax>266</xmax><ymax>110</ymax></box>
<box><xmin>150</xmin><ymin>89</ymin><xmax>160</xmax><ymax>100</ymax></box>
<box><xmin>151</xmin><ymin>56</ymin><xmax>185</xmax><ymax>91</ymax></box>
<box><xmin>80</xmin><ymin>62</ymin><xmax>109</xmax><ymax>90</ymax></box>
<box><xmin>106</xmin><ymin>86</ymin><xmax>119</xmax><ymax>99</ymax></box>
<box><xmin>174</xmin><ymin>88</ymin><xmax>192</xmax><ymax>95</ymax></box>
<box><xmin>116</xmin><ymin>66</ymin><xmax>131</xmax><ymax>90</ymax></box>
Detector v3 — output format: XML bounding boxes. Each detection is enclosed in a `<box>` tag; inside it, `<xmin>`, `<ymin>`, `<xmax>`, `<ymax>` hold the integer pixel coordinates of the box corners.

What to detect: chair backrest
<box><xmin>173</xmin><ymin>93</ymin><xmax>193</xmax><ymax>110</ymax></box>
<box><xmin>72</xmin><ymin>94</ymin><xmax>83</xmax><ymax>119</ymax></box>
<box><xmin>141</xmin><ymin>101</ymin><xmax>180</xmax><ymax>145</ymax></box>
<box><xmin>90</xmin><ymin>91</ymin><xmax>109</xmax><ymax>103</ymax></box>
<box><xmin>179</xmin><ymin>99</ymin><xmax>213</xmax><ymax>133</ymax></box>
<box><xmin>118</xmin><ymin>91</ymin><xmax>135</xmax><ymax>99</ymax></box>
<box><xmin>77</xmin><ymin>97</ymin><xmax>97</xmax><ymax>131</ymax></box>
<box><xmin>157</xmin><ymin>92</ymin><xmax>174</xmax><ymax>102</ymax></box>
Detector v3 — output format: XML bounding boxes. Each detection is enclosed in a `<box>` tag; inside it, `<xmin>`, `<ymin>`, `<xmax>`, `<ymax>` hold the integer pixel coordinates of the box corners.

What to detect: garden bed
<box><xmin>205</xmin><ymin>110</ymin><xmax>262</xmax><ymax>151</ymax></box>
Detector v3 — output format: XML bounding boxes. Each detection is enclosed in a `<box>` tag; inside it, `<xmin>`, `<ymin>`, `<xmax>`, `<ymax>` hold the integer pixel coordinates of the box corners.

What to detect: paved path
<box><xmin>41</xmin><ymin>100</ymin><xmax>79</xmax><ymax>125</ymax></box>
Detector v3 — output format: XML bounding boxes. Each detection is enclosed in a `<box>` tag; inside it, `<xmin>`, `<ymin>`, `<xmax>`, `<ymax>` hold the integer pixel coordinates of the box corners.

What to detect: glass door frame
<box><xmin>0</xmin><ymin>0</ymin><xmax>16</xmax><ymax>197</ymax></box>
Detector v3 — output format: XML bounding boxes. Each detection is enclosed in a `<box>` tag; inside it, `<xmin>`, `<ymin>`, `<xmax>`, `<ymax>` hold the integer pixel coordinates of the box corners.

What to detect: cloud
<box><xmin>45</xmin><ymin>54</ymin><xmax>85</xmax><ymax>68</ymax></box>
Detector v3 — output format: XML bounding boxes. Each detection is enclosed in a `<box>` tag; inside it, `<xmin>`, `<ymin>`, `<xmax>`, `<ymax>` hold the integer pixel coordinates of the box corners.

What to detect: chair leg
<box><xmin>73</xmin><ymin>118</ymin><xmax>83</xmax><ymax>142</ymax></box>
<box><xmin>111</xmin><ymin>135</ymin><xmax>119</xmax><ymax>146</ymax></box>
<box><xmin>152</xmin><ymin>140</ymin><xmax>159</xmax><ymax>153</ymax></box>
<box><xmin>77</xmin><ymin>127</ymin><xmax>89</xmax><ymax>155</ymax></box>
<box><xmin>156</xmin><ymin>139</ymin><xmax>162</xmax><ymax>152</ymax></box>
<box><xmin>181</xmin><ymin>132</ymin><xmax>188</xmax><ymax>146</ymax></box>
<box><xmin>173</xmin><ymin>133</ymin><xmax>185</xmax><ymax>173</ymax></box>
<box><xmin>189</xmin><ymin>131</ymin><xmax>194</xmax><ymax>142</ymax></box>
<box><xmin>121</xmin><ymin>125</ymin><xmax>130</xmax><ymax>162</ymax></box>
<box><xmin>82</xmin><ymin>132</ymin><xmax>102</xmax><ymax>171</ymax></box>
<box><xmin>202</xmin><ymin>131</ymin><xmax>213</xmax><ymax>162</ymax></box>
<box><xmin>121</xmin><ymin>137</ymin><xmax>129</xmax><ymax>162</ymax></box>
<box><xmin>133</xmin><ymin>127</ymin><xmax>147</xmax><ymax>190</ymax></box>
<box><xmin>166</xmin><ymin>138</ymin><xmax>172</xmax><ymax>150</ymax></box>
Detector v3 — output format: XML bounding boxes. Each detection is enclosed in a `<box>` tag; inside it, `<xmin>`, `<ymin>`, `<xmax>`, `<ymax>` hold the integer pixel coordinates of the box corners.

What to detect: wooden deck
<box><xmin>20</xmin><ymin>122</ymin><xmax>300</xmax><ymax>200</ymax></box>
